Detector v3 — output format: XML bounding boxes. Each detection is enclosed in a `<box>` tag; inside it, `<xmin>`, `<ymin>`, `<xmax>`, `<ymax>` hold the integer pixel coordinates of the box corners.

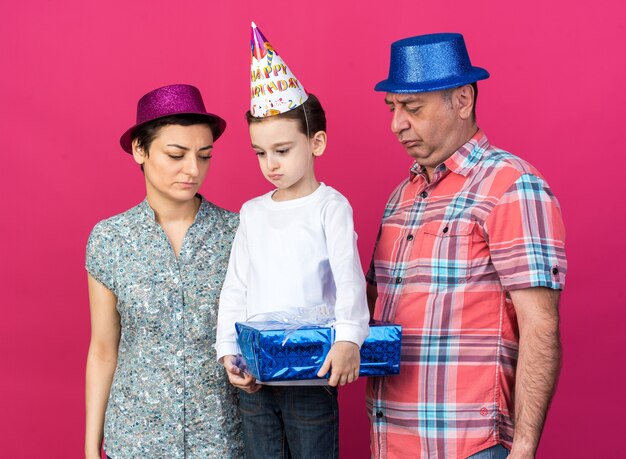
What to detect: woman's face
<box><xmin>133</xmin><ymin>124</ymin><xmax>214</xmax><ymax>204</ymax></box>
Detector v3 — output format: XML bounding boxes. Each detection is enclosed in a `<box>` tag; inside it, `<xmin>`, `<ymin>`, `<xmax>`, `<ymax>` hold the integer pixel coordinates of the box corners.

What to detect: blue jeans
<box><xmin>467</xmin><ymin>444</ymin><xmax>510</xmax><ymax>458</ymax></box>
<box><xmin>238</xmin><ymin>385</ymin><xmax>339</xmax><ymax>459</ymax></box>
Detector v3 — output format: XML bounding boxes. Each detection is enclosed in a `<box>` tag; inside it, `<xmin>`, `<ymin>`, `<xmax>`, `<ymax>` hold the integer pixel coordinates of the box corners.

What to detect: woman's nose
<box><xmin>183</xmin><ymin>156</ymin><xmax>199</xmax><ymax>177</ymax></box>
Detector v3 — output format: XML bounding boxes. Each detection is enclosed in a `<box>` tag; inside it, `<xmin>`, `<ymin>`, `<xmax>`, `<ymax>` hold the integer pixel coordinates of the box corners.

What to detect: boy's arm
<box><xmin>317</xmin><ymin>196</ymin><xmax>370</xmax><ymax>385</ymax></box>
<box><xmin>216</xmin><ymin>211</ymin><xmax>261</xmax><ymax>392</ymax></box>
<box><xmin>215</xmin><ymin>212</ymin><xmax>250</xmax><ymax>362</ymax></box>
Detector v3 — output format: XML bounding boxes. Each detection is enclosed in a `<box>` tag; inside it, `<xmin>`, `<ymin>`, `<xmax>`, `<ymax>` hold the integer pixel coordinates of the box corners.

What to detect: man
<box><xmin>366</xmin><ymin>33</ymin><xmax>566</xmax><ymax>459</ymax></box>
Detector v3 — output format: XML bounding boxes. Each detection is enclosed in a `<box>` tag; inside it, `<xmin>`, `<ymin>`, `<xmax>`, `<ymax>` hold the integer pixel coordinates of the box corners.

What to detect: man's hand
<box><xmin>222</xmin><ymin>355</ymin><xmax>261</xmax><ymax>393</ymax></box>
<box><xmin>317</xmin><ymin>341</ymin><xmax>360</xmax><ymax>386</ymax></box>
<box><xmin>507</xmin><ymin>442</ymin><xmax>536</xmax><ymax>459</ymax></box>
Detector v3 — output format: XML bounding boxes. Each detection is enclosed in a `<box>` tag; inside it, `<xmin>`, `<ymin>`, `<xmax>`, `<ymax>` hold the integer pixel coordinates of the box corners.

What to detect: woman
<box><xmin>85</xmin><ymin>84</ymin><xmax>244</xmax><ymax>458</ymax></box>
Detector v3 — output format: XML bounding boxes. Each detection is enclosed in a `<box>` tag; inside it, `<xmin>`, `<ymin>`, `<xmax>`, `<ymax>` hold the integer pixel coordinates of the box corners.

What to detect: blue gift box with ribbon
<box><xmin>235</xmin><ymin>320</ymin><xmax>402</xmax><ymax>382</ymax></box>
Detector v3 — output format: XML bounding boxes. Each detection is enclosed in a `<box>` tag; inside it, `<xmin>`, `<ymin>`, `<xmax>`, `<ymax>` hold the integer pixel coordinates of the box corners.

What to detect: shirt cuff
<box><xmin>334</xmin><ymin>322</ymin><xmax>370</xmax><ymax>348</ymax></box>
<box><xmin>215</xmin><ymin>341</ymin><xmax>240</xmax><ymax>362</ymax></box>
<box><xmin>500</xmin><ymin>264</ymin><xmax>566</xmax><ymax>291</ymax></box>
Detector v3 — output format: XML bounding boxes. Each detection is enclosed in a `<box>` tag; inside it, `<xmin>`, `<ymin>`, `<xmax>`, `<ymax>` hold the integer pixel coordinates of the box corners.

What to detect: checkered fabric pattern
<box><xmin>366</xmin><ymin>130</ymin><xmax>566</xmax><ymax>459</ymax></box>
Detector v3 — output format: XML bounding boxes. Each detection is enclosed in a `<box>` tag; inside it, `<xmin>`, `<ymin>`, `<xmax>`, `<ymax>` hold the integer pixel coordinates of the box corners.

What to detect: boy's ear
<box><xmin>310</xmin><ymin>131</ymin><xmax>327</xmax><ymax>157</ymax></box>
<box><xmin>132</xmin><ymin>139</ymin><xmax>147</xmax><ymax>165</ymax></box>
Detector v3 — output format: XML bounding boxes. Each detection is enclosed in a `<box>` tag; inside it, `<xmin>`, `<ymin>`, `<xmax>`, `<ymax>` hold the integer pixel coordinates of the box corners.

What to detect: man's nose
<box><xmin>391</xmin><ymin>108</ymin><xmax>409</xmax><ymax>135</ymax></box>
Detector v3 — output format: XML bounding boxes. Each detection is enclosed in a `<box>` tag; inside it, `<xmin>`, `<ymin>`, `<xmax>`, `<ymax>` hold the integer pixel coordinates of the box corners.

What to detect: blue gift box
<box><xmin>235</xmin><ymin>321</ymin><xmax>401</xmax><ymax>382</ymax></box>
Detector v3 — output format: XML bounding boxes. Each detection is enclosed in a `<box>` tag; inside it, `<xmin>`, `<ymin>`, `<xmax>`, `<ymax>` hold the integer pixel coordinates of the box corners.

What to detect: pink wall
<box><xmin>1</xmin><ymin>1</ymin><xmax>623</xmax><ymax>457</ymax></box>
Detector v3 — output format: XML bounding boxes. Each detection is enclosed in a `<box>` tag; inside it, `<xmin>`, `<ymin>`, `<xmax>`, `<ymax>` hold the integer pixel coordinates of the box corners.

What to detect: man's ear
<box><xmin>132</xmin><ymin>139</ymin><xmax>147</xmax><ymax>165</ymax></box>
<box><xmin>454</xmin><ymin>84</ymin><xmax>475</xmax><ymax>120</ymax></box>
<box><xmin>310</xmin><ymin>130</ymin><xmax>327</xmax><ymax>158</ymax></box>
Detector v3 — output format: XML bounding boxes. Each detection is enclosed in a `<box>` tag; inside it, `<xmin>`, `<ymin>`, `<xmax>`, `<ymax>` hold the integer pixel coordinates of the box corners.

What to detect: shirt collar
<box><xmin>138</xmin><ymin>194</ymin><xmax>207</xmax><ymax>224</ymax></box>
<box><xmin>409</xmin><ymin>129</ymin><xmax>489</xmax><ymax>181</ymax></box>
<box><xmin>443</xmin><ymin>129</ymin><xmax>489</xmax><ymax>176</ymax></box>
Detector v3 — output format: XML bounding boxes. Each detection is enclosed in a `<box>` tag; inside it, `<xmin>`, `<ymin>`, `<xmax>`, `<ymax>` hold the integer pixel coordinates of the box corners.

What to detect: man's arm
<box><xmin>508</xmin><ymin>287</ymin><xmax>561</xmax><ymax>459</ymax></box>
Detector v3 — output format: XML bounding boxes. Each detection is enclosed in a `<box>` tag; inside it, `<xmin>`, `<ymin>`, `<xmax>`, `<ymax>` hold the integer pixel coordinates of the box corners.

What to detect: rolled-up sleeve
<box><xmin>486</xmin><ymin>173</ymin><xmax>567</xmax><ymax>291</ymax></box>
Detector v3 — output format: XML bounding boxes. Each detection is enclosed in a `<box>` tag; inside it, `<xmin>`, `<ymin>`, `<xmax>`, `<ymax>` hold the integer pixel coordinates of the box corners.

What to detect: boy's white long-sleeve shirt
<box><xmin>216</xmin><ymin>183</ymin><xmax>370</xmax><ymax>361</ymax></box>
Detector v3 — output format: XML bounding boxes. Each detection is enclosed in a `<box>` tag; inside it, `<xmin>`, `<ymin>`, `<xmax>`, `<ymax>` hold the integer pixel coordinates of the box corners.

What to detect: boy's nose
<box><xmin>267</xmin><ymin>155</ymin><xmax>279</xmax><ymax>170</ymax></box>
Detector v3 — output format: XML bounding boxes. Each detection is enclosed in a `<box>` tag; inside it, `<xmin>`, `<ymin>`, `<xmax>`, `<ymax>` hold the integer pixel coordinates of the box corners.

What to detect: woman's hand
<box><xmin>222</xmin><ymin>355</ymin><xmax>261</xmax><ymax>393</ymax></box>
<box><xmin>317</xmin><ymin>341</ymin><xmax>360</xmax><ymax>386</ymax></box>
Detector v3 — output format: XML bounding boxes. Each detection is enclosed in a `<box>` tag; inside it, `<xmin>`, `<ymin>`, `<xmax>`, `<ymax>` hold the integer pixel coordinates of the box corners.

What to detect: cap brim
<box><xmin>120</xmin><ymin>112</ymin><xmax>227</xmax><ymax>154</ymax></box>
<box><xmin>374</xmin><ymin>67</ymin><xmax>490</xmax><ymax>93</ymax></box>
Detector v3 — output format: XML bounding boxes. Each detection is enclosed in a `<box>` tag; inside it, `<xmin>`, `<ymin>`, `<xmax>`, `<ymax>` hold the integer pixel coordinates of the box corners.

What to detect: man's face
<box><xmin>385</xmin><ymin>90</ymin><xmax>462</xmax><ymax>173</ymax></box>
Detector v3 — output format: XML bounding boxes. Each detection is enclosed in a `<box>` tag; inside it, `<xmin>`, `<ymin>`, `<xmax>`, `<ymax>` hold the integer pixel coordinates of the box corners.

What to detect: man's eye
<box><xmin>406</xmin><ymin>106</ymin><xmax>421</xmax><ymax>114</ymax></box>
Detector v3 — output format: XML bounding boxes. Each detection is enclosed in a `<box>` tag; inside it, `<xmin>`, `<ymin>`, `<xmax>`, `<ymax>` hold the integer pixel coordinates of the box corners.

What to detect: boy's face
<box><xmin>250</xmin><ymin>117</ymin><xmax>324</xmax><ymax>200</ymax></box>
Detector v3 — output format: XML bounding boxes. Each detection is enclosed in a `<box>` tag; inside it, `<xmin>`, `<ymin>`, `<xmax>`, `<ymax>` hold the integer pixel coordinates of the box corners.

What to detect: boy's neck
<box><xmin>272</xmin><ymin>180</ymin><xmax>321</xmax><ymax>202</ymax></box>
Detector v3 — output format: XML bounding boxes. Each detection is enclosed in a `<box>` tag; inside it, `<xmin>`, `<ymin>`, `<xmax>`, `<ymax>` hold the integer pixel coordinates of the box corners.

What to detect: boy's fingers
<box><xmin>317</xmin><ymin>355</ymin><xmax>332</xmax><ymax>378</ymax></box>
<box><xmin>227</xmin><ymin>365</ymin><xmax>239</xmax><ymax>374</ymax></box>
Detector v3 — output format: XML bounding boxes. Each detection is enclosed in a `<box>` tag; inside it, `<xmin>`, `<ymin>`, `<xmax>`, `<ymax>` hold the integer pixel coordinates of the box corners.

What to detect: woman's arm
<box><xmin>85</xmin><ymin>274</ymin><xmax>120</xmax><ymax>459</ymax></box>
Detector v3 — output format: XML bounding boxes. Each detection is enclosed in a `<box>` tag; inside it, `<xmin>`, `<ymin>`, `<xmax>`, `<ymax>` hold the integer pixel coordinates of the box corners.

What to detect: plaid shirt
<box><xmin>366</xmin><ymin>130</ymin><xmax>566</xmax><ymax>459</ymax></box>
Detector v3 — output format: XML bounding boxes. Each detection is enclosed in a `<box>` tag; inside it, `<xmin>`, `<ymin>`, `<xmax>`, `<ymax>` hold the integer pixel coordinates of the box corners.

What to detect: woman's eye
<box><xmin>276</xmin><ymin>149</ymin><xmax>289</xmax><ymax>154</ymax></box>
<box><xmin>168</xmin><ymin>155</ymin><xmax>184</xmax><ymax>160</ymax></box>
<box><xmin>255</xmin><ymin>151</ymin><xmax>265</xmax><ymax>156</ymax></box>
<box><xmin>199</xmin><ymin>155</ymin><xmax>212</xmax><ymax>161</ymax></box>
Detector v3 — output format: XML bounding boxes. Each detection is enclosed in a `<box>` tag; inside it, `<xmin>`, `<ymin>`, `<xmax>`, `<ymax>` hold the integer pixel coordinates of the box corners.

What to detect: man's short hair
<box><xmin>443</xmin><ymin>82</ymin><xmax>478</xmax><ymax>121</ymax></box>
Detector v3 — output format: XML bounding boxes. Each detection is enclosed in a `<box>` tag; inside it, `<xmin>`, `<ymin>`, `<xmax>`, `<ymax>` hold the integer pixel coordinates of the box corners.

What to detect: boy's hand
<box><xmin>317</xmin><ymin>341</ymin><xmax>360</xmax><ymax>387</ymax></box>
<box><xmin>222</xmin><ymin>355</ymin><xmax>261</xmax><ymax>393</ymax></box>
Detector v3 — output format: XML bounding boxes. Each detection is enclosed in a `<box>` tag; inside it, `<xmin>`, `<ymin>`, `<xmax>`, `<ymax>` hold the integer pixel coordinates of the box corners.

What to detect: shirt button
<box><xmin>177</xmin><ymin>388</ymin><xmax>183</xmax><ymax>394</ymax></box>
<box><xmin>480</xmin><ymin>408</ymin><xmax>488</xmax><ymax>416</ymax></box>
<box><xmin>395</xmin><ymin>277</ymin><xmax>402</xmax><ymax>284</ymax></box>
<box><xmin>552</xmin><ymin>267</ymin><xmax>559</xmax><ymax>275</ymax></box>
<box><xmin>173</xmin><ymin>278</ymin><xmax>179</xmax><ymax>284</ymax></box>
<box><xmin>420</xmin><ymin>191</ymin><xmax>428</xmax><ymax>199</ymax></box>
<box><xmin>442</xmin><ymin>226</ymin><xmax>449</xmax><ymax>234</ymax></box>
<box><xmin>376</xmin><ymin>410</ymin><xmax>384</xmax><ymax>418</ymax></box>
<box><xmin>406</xmin><ymin>234</ymin><xmax>414</xmax><ymax>241</ymax></box>
<box><xmin>177</xmin><ymin>350</ymin><xmax>183</xmax><ymax>357</ymax></box>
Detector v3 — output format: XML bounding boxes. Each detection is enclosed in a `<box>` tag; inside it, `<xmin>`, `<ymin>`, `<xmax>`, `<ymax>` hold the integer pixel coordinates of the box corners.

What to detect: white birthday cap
<box><xmin>250</xmin><ymin>22</ymin><xmax>308</xmax><ymax>118</ymax></box>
